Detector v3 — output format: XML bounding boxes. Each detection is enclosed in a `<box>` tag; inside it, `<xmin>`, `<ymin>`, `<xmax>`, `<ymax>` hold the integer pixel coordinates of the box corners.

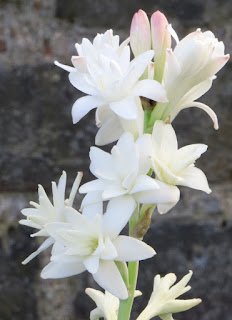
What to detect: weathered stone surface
<box><xmin>0</xmin><ymin>0</ymin><xmax>232</xmax><ymax>319</ymax></box>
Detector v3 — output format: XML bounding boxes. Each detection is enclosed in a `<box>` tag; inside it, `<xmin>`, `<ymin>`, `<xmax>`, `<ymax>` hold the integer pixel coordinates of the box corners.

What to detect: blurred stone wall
<box><xmin>0</xmin><ymin>0</ymin><xmax>231</xmax><ymax>319</ymax></box>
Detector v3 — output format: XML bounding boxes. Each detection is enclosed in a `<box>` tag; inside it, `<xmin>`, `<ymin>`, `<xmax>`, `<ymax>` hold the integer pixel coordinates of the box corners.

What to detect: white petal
<box><xmin>90</xmin><ymin>147</ymin><xmax>117</xmax><ymax>180</ymax></box>
<box><xmin>52</xmin><ymin>181</ymin><xmax>63</xmax><ymax>215</ymax></box>
<box><xmin>122</xmin><ymin>171</ymin><xmax>137</xmax><ymax>189</ymax></box>
<box><xmin>85</xmin><ymin>288</ymin><xmax>105</xmax><ymax>310</ymax></box>
<box><xmin>152</xmin><ymin>121</ymin><xmax>178</xmax><ymax>157</ymax></box>
<box><xmin>111</xmin><ymin>132</ymin><xmax>139</xmax><ymax>178</ymax></box>
<box><xmin>101</xmin><ymin>237</ymin><xmax>118</xmax><ymax>260</ymax></box>
<box><xmin>38</xmin><ymin>185</ymin><xmax>53</xmax><ymax>210</ymax></box>
<box><xmin>173</xmin><ymin>144</ymin><xmax>208</xmax><ymax>172</ymax></box>
<box><xmin>54</xmin><ymin>60</ymin><xmax>76</xmax><ymax>73</ymax></box>
<box><xmin>41</xmin><ymin>260</ymin><xmax>86</xmax><ymax>279</ymax></box>
<box><xmin>71</xmin><ymin>56</ymin><xmax>88</xmax><ymax>73</ymax></box>
<box><xmin>182</xmin><ymin>101</ymin><xmax>219</xmax><ymax>130</ymax></box>
<box><xmin>21</xmin><ymin>208</ymin><xmax>39</xmax><ymax>217</ymax></box>
<box><xmin>118</xmin><ymin>99</ymin><xmax>144</xmax><ymax>140</ymax></box>
<box><xmin>102</xmin><ymin>184</ymin><xmax>128</xmax><ymax>201</ymax></box>
<box><xmin>133</xmin><ymin>79</ymin><xmax>168</xmax><ymax>103</ymax></box>
<box><xmin>30</xmin><ymin>229</ymin><xmax>48</xmax><ymax>237</ymax></box>
<box><xmin>110</xmin><ymin>96</ymin><xmax>138</xmax><ymax>120</ymax></box>
<box><xmin>90</xmin><ymin>308</ymin><xmax>103</xmax><ymax>320</ymax></box>
<box><xmin>81</xmin><ymin>191</ymin><xmax>103</xmax><ymax>209</ymax></box>
<box><xmin>51</xmin><ymin>241</ymin><xmax>66</xmax><ymax>256</ymax></box>
<box><xmin>165</xmin><ymin>49</ymin><xmax>181</xmax><ymax>87</ymax></box>
<box><xmin>134</xmin><ymin>181</ymin><xmax>180</xmax><ymax>206</ymax></box>
<box><xmin>72</xmin><ymin>96</ymin><xmax>105</xmax><ymax>124</ymax></box>
<box><xmin>19</xmin><ymin>219</ymin><xmax>41</xmax><ymax>229</ymax></box>
<box><xmin>82</xmin><ymin>202</ymin><xmax>103</xmax><ymax>219</ymax></box>
<box><xmin>69</xmin><ymin>71</ymin><xmax>98</xmax><ymax>95</ymax></box>
<box><xmin>95</xmin><ymin>116</ymin><xmax>124</xmax><ymax>146</ymax></box>
<box><xmin>118</xmin><ymin>37</ymin><xmax>130</xmax><ymax>55</ymax></box>
<box><xmin>22</xmin><ymin>237</ymin><xmax>54</xmax><ymax>265</ymax></box>
<box><xmin>119</xmin><ymin>45</ymin><xmax>130</xmax><ymax>71</ymax></box>
<box><xmin>113</xmin><ymin>236</ymin><xmax>156</xmax><ymax>261</ymax></box>
<box><xmin>84</xmin><ymin>256</ymin><xmax>100</xmax><ymax>274</ymax></box>
<box><xmin>64</xmin><ymin>207</ymin><xmax>83</xmax><ymax>225</ymax></box>
<box><xmin>168</xmin><ymin>270</ymin><xmax>193</xmax><ymax>299</ymax></box>
<box><xmin>136</xmin><ymin>134</ymin><xmax>153</xmax><ymax>174</ymax></box>
<box><xmin>66</xmin><ymin>171</ymin><xmax>83</xmax><ymax>206</ymax></box>
<box><xmin>79</xmin><ymin>179</ymin><xmax>106</xmax><ymax>194</ymax></box>
<box><xmin>161</xmin><ymin>299</ymin><xmax>202</xmax><ymax>314</ymax></box>
<box><xmin>195</xmin><ymin>54</ymin><xmax>229</xmax><ymax>82</ymax></box>
<box><xmin>45</xmin><ymin>221</ymin><xmax>72</xmax><ymax>240</ymax></box>
<box><xmin>179</xmin><ymin>77</ymin><xmax>213</xmax><ymax>103</ymax></box>
<box><xmin>130</xmin><ymin>175</ymin><xmax>159</xmax><ymax>194</ymax></box>
<box><xmin>57</xmin><ymin>171</ymin><xmax>67</xmax><ymax>199</ymax></box>
<box><xmin>93</xmin><ymin>260</ymin><xmax>128</xmax><ymax>300</ymax></box>
<box><xmin>179</xmin><ymin>166</ymin><xmax>211</xmax><ymax>193</ymax></box>
<box><xmin>125</xmin><ymin>50</ymin><xmax>154</xmax><ymax>87</ymax></box>
<box><xmin>157</xmin><ymin>201</ymin><xmax>178</xmax><ymax>214</ymax></box>
<box><xmin>103</xmin><ymin>196</ymin><xmax>136</xmax><ymax>238</ymax></box>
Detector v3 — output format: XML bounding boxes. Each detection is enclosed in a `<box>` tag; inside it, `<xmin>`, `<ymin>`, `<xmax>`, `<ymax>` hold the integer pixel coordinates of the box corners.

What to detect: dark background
<box><xmin>0</xmin><ymin>0</ymin><xmax>231</xmax><ymax>319</ymax></box>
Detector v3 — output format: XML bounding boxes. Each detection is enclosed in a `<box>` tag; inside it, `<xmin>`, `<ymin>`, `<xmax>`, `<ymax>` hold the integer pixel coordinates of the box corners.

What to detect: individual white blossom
<box><xmin>55</xmin><ymin>30</ymin><xmax>167</xmax><ymax>125</ymax></box>
<box><xmin>86</xmin><ymin>288</ymin><xmax>142</xmax><ymax>320</ymax></box>
<box><xmin>137</xmin><ymin>271</ymin><xmax>201</xmax><ymax>320</ymax></box>
<box><xmin>19</xmin><ymin>171</ymin><xmax>82</xmax><ymax>264</ymax></box>
<box><xmin>41</xmin><ymin>196</ymin><xmax>155</xmax><ymax>299</ymax></box>
<box><xmin>145</xmin><ymin>120</ymin><xmax>211</xmax><ymax>213</ymax></box>
<box><xmin>79</xmin><ymin>132</ymin><xmax>180</xmax><ymax>214</ymax></box>
<box><xmin>150</xmin><ymin>27</ymin><xmax>229</xmax><ymax>128</ymax></box>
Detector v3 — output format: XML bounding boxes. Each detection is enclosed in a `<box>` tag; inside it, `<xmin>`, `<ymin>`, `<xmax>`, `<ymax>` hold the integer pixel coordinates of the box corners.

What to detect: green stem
<box><xmin>117</xmin><ymin>261</ymin><xmax>139</xmax><ymax>320</ymax></box>
<box><xmin>117</xmin><ymin>211</ymin><xmax>140</xmax><ymax>320</ymax></box>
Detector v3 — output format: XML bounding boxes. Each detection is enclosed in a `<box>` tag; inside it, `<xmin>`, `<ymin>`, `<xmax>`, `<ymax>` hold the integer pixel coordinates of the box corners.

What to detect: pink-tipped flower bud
<box><xmin>130</xmin><ymin>9</ymin><xmax>151</xmax><ymax>57</ymax></box>
<box><xmin>151</xmin><ymin>11</ymin><xmax>171</xmax><ymax>83</ymax></box>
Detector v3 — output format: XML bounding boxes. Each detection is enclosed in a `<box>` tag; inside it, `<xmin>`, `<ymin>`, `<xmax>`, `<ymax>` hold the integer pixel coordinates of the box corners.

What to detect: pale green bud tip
<box><xmin>130</xmin><ymin>9</ymin><xmax>151</xmax><ymax>57</ymax></box>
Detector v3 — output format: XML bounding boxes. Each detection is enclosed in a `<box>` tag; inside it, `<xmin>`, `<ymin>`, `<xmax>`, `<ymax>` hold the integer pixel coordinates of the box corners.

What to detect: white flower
<box><xmin>19</xmin><ymin>171</ymin><xmax>82</xmax><ymax>264</ymax></box>
<box><xmin>41</xmin><ymin>196</ymin><xmax>155</xmax><ymax>300</ymax></box>
<box><xmin>55</xmin><ymin>30</ymin><xmax>129</xmax><ymax>74</ymax></box>
<box><xmin>55</xmin><ymin>29</ymin><xmax>167</xmax><ymax>124</ymax></box>
<box><xmin>149</xmin><ymin>27</ymin><xmax>229</xmax><ymax>129</ymax></box>
<box><xmin>137</xmin><ymin>271</ymin><xmax>201</xmax><ymax>320</ymax></box>
<box><xmin>147</xmin><ymin>121</ymin><xmax>211</xmax><ymax>213</ymax></box>
<box><xmin>79</xmin><ymin>132</ymin><xmax>180</xmax><ymax>213</ymax></box>
<box><xmin>86</xmin><ymin>288</ymin><xmax>142</xmax><ymax>320</ymax></box>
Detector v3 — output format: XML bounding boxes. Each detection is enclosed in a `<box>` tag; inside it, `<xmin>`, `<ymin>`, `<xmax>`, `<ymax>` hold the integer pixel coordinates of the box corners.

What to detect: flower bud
<box><xmin>130</xmin><ymin>9</ymin><xmax>151</xmax><ymax>57</ymax></box>
<box><xmin>151</xmin><ymin>11</ymin><xmax>171</xmax><ymax>83</ymax></box>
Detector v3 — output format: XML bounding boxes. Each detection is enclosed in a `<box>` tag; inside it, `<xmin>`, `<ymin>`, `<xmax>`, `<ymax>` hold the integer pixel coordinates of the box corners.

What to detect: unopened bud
<box><xmin>130</xmin><ymin>9</ymin><xmax>151</xmax><ymax>57</ymax></box>
<box><xmin>151</xmin><ymin>11</ymin><xmax>171</xmax><ymax>83</ymax></box>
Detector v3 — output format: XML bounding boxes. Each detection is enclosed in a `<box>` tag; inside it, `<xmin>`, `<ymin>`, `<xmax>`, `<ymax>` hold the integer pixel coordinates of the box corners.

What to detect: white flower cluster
<box><xmin>20</xmin><ymin>8</ymin><xmax>228</xmax><ymax>320</ymax></box>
